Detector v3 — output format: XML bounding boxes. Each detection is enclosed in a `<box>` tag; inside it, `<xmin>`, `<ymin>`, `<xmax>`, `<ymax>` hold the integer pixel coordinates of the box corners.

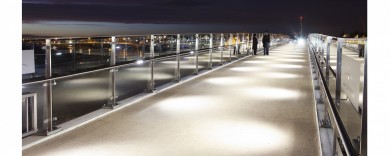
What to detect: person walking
<box><xmin>252</xmin><ymin>34</ymin><xmax>258</xmax><ymax>55</ymax></box>
<box><xmin>262</xmin><ymin>31</ymin><xmax>271</xmax><ymax>55</ymax></box>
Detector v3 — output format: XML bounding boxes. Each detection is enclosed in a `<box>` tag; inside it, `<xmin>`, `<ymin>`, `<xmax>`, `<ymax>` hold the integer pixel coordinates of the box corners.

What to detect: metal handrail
<box><xmin>309</xmin><ymin>41</ymin><xmax>357</xmax><ymax>156</ymax></box>
<box><xmin>22</xmin><ymin>33</ymin><xmax>287</xmax><ymax>40</ymax></box>
<box><xmin>22</xmin><ymin>45</ymin><xmax>237</xmax><ymax>85</ymax></box>
<box><xmin>322</xmin><ymin>57</ymin><xmax>337</xmax><ymax>77</ymax></box>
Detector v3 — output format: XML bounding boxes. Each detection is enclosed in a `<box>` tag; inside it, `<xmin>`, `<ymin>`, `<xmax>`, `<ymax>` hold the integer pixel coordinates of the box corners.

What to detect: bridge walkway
<box><xmin>23</xmin><ymin>43</ymin><xmax>320</xmax><ymax>156</ymax></box>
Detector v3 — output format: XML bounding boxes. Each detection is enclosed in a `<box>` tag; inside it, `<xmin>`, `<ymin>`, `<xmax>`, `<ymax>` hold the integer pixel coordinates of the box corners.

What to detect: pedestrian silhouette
<box><xmin>252</xmin><ymin>34</ymin><xmax>258</xmax><ymax>55</ymax></box>
<box><xmin>262</xmin><ymin>31</ymin><xmax>270</xmax><ymax>55</ymax></box>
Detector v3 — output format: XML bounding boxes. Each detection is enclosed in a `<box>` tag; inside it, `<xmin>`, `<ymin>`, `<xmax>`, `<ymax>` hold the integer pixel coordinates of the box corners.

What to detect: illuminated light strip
<box><xmin>230</xmin><ymin>67</ymin><xmax>264</xmax><ymax>72</ymax></box>
<box><xmin>156</xmin><ymin>96</ymin><xmax>217</xmax><ymax>112</ymax></box>
<box><xmin>270</xmin><ymin>55</ymin><xmax>305</xmax><ymax>58</ymax></box>
<box><xmin>243</xmin><ymin>60</ymin><xmax>269</xmax><ymax>64</ymax></box>
<box><xmin>261</xmin><ymin>72</ymin><xmax>302</xmax><ymax>79</ymax></box>
<box><xmin>242</xmin><ymin>87</ymin><xmax>300</xmax><ymax>99</ymax></box>
<box><xmin>276</xmin><ymin>58</ymin><xmax>306</xmax><ymax>62</ymax></box>
<box><xmin>205</xmin><ymin>77</ymin><xmax>254</xmax><ymax>85</ymax></box>
<box><xmin>200</xmin><ymin>120</ymin><xmax>291</xmax><ymax>151</ymax></box>
<box><xmin>269</xmin><ymin>64</ymin><xmax>304</xmax><ymax>69</ymax></box>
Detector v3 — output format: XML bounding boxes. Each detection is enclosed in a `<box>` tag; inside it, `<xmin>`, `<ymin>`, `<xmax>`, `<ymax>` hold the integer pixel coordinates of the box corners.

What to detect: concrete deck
<box><xmin>23</xmin><ymin>43</ymin><xmax>320</xmax><ymax>156</ymax></box>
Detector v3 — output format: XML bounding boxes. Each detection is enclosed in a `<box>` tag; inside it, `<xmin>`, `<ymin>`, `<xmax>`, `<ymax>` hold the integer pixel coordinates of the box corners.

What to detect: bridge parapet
<box><xmin>308</xmin><ymin>33</ymin><xmax>367</xmax><ymax>156</ymax></box>
<box><xmin>22</xmin><ymin>32</ymin><xmax>291</xmax><ymax>137</ymax></box>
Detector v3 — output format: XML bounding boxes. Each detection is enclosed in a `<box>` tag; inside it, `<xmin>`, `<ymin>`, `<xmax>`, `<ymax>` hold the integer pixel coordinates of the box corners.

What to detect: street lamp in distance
<box><xmin>299</xmin><ymin>16</ymin><xmax>303</xmax><ymax>38</ymax></box>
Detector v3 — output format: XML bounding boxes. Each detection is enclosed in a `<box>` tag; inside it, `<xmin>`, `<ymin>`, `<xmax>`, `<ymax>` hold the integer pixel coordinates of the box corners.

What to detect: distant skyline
<box><xmin>22</xmin><ymin>0</ymin><xmax>367</xmax><ymax>37</ymax></box>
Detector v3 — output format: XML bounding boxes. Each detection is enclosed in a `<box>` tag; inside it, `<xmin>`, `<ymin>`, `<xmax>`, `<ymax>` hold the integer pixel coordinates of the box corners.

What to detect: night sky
<box><xmin>22</xmin><ymin>0</ymin><xmax>367</xmax><ymax>37</ymax></box>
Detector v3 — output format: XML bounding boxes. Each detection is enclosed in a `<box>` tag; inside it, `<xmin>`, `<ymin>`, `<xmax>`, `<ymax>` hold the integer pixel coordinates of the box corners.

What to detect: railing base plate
<box><xmin>36</xmin><ymin>126</ymin><xmax>62</xmax><ymax>136</ymax></box>
<box><xmin>102</xmin><ymin>103</ymin><xmax>120</xmax><ymax>109</ymax></box>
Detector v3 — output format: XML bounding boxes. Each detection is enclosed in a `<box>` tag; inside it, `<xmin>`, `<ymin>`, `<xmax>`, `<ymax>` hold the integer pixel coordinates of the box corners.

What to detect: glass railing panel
<box><xmin>231</xmin><ymin>47</ymin><xmax>240</xmax><ymax>60</ymax></box>
<box><xmin>231</xmin><ymin>33</ymin><xmax>241</xmax><ymax>57</ymax></box>
<box><xmin>259</xmin><ymin>33</ymin><xmax>264</xmax><ymax>48</ymax></box>
<box><xmin>327</xmin><ymin>39</ymin><xmax>338</xmax><ymax>99</ymax></box>
<box><xmin>310</xmin><ymin>34</ymin><xmax>365</xmax><ymax>155</ymax></box>
<box><xmin>325</xmin><ymin>92</ymin><xmax>351</xmax><ymax>155</ymax></box>
<box><xmin>50</xmin><ymin>37</ymin><xmax>111</xmax><ymax>76</ymax></box>
<box><xmin>256</xmin><ymin>33</ymin><xmax>263</xmax><ymax>53</ymax></box>
<box><xmin>115</xmin><ymin>42</ymin><xmax>130</xmax><ymax>64</ymax></box>
<box><xmin>223</xmin><ymin>33</ymin><xmax>231</xmax><ymax>46</ymax></box>
<box><xmin>22</xmin><ymin>82</ymin><xmax>46</xmax><ymax>131</ymax></box>
<box><xmin>315</xmin><ymin>36</ymin><xmax>326</xmax><ymax>78</ymax></box>
<box><xmin>154</xmin><ymin>35</ymin><xmax>177</xmax><ymax>57</ymax></box>
<box><xmin>239</xmin><ymin>42</ymin><xmax>246</xmax><ymax>55</ymax></box>
<box><xmin>323</xmin><ymin>92</ymin><xmax>337</xmax><ymax>154</ymax></box>
<box><xmin>197</xmin><ymin>50</ymin><xmax>210</xmax><ymax>72</ymax></box>
<box><xmin>52</xmin><ymin>69</ymin><xmax>110</xmax><ymax>125</ymax></box>
<box><xmin>115</xmin><ymin>36</ymin><xmax>148</xmax><ymax>64</ymax></box>
<box><xmin>180</xmin><ymin>53</ymin><xmax>196</xmax><ymax>78</ymax></box>
<box><xmin>244</xmin><ymin>33</ymin><xmax>250</xmax><ymax>42</ymax></box>
<box><xmin>339</xmin><ymin>40</ymin><xmax>365</xmax><ymax>152</ymax></box>
<box><xmin>115</xmin><ymin>61</ymin><xmax>150</xmax><ymax>101</ymax></box>
<box><xmin>221</xmin><ymin>46</ymin><xmax>232</xmax><ymax>62</ymax></box>
<box><xmin>212</xmin><ymin>47</ymin><xmax>223</xmax><ymax>67</ymax></box>
<box><xmin>22</xmin><ymin>39</ymin><xmax>46</xmax><ymax>80</ymax></box>
<box><xmin>247</xmin><ymin>33</ymin><xmax>252</xmax><ymax>49</ymax></box>
<box><xmin>180</xmin><ymin>34</ymin><xmax>196</xmax><ymax>53</ymax></box>
<box><xmin>238</xmin><ymin>33</ymin><xmax>247</xmax><ymax>55</ymax></box>
<box><xmin>212</xmin><ymin>33</ymin><xmax>222</xmax><ymax>48</ymax></box>
<box><xmin>270</xmin><ymin>34</ymin><xmax>275</xmax><ymax>46</ymax></box>
<box><xmin>143</xmin><ymin>35</ymin><xmax>153</xmax><ymax>59</ymax></box>
<box><xmin>344</xmin><ymin>38</ymin><xmax>365</xmax><ymax>51</ymax></box>
<box><xmin>199</xmin><ymin>34</ymin><xmax>210</xmax><ymax>50</ymax></box>
<box><xmin>154</xmin><ymin>57</ymin><xmax>176</xmax><ymax>87</ymax></box>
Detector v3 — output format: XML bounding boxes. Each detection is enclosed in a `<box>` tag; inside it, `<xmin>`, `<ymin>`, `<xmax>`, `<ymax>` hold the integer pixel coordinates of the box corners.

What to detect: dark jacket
<box><xmin>262</xmin><ymin>34</ymin><xmax>270</xmax><ymax>44</ymax></box>
<box><xmin>262</xmin><ymin>34</ymin><xmax>270</xmax><ymax>48</ymax></box>
<box><xmin>252</xmin><ymin>36</ymin><xmax>258</xmax><ymax>48</ymax></box>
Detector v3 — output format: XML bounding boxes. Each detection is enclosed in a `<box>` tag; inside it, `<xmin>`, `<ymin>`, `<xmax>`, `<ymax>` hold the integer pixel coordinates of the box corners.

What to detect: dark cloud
<box><xmin>22</xmin><ymin>0</ymin><xmax>367</xmax><ymax>36</ymax></box>
<box><xmin>160</xmin><ymin>0</ymin><xmax>205</xmax><ymax>7</ymax></box>
<box><xmin>22</xmin><ymin>2</ymin><xmax>282</xmax><ymax>24</ymax></box>
<box><xmin>23</xmin><ymin>0</ymin><xmax>154</xmax><ymax>5</ymax></box>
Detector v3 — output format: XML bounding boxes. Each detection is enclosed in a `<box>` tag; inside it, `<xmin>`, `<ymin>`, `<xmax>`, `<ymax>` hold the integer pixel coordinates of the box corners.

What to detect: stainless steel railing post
<box><xmin>41</xmin><ymin>38</ymin><xmax>61</xmax><ymax>135</ymax></box>
<box><xmin>209</xmin><ymin>34</ymin><xmax>213</xmax><ymax>69</ymax></box>
<box><xmin>110</xmin><ymin>36</ymin><xmax>116</xmax><ymax>66</ymax></box>
<box><xmin>175</xmin><ymin>34</ymin><xmax>181</xmax><ymax>82</ymax></box>
<box><xmin>229</xmin><ymin>33</ymin><xmax>232</xmax><ymax>62</ymax></box>
<box><xmin>236</xmin><ymin>33</ymin><xmax>239</xmax><ymax>56</ymax></box>
<box><xmin>103</xmin><ymin>67</ymin><xmax>118</xmax><ymax>109</ymax></box>
<box><xmin>45</xmin><ymin>38</ymin><xmax>53</xmax><ymax>132</ymax></box>
<box><xmin>335</xmin><ymin>38</ymin><xmax>344</xmax><ymax>108</ymax></box>
<box><xmin>220</xmin><ymin>34</ymin><xmax>224</xmax><ymax>65</ymax></box>
<box><xmin>194</xmin><ymin>34</ymin><xmax>199</xmax><ymax>75</ymax></box>
<box><xmin>103</xmin><ymin>36</ymin><xmax>118</xmax><ymax>109</ymax></box>
<box><xmin>326</xmin><ymin>37</ymin><xmax>331</xmax><ymax>86</ymax></box>
<box><xmin>245</xmin><ymin>33</ymin><xmax>249</xmax><ymax>55</ymax></box>
<box><xmin>147</xmin><ymin>35</ymin><xmax>155</xmax><ymax>92</ymax></box>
